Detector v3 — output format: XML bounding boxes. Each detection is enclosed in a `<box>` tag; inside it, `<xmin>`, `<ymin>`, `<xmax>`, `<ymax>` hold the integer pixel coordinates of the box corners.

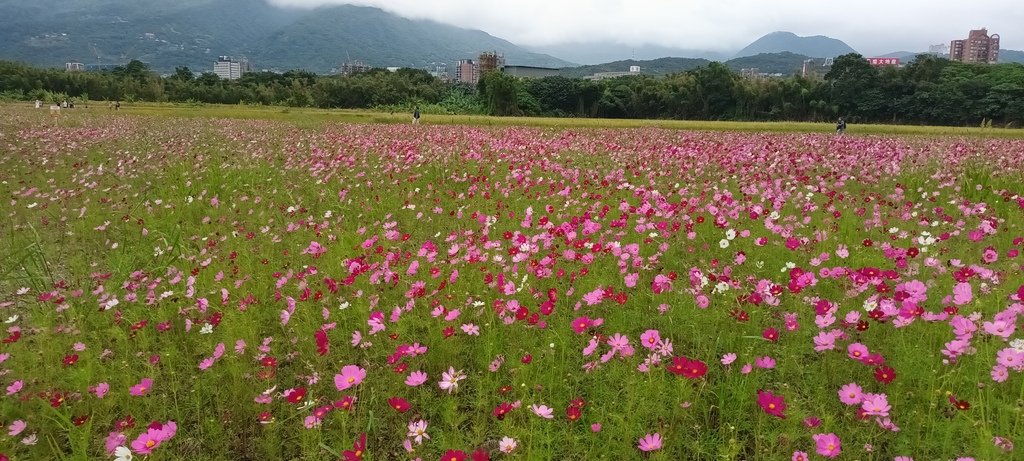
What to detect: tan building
<box><xmin>455</xmin><ymin>59</ymin><xmax>478</xmax><ymax>85</ymax></box>
<box><xmin>950</xmin><ymin>29</ymin><xmax>1000</xmax><ymax>64</ymax></box>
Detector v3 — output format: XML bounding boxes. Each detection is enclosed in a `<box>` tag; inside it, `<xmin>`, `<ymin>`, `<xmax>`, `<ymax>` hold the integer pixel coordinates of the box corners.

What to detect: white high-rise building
<box><xmin>213</xmin><ymin>56</ymin><xmax>249</xmax><ymax>80</ymax></box>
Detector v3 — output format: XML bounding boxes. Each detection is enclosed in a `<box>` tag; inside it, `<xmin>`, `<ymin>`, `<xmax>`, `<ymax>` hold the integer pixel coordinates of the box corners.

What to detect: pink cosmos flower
<box><xmin>812</xmin><ymin>433</ymin><xmax>841</xmax><ymax>458</ymax></box>
<box><xmin>438</xmin><ymin>367</ymin><xmax>465</xmax><ymax>393</ymax></box>
<box><xmin>531</xmin><ymin>404</ymin><xmax>554</xmax><ymax>419</ymax></box>
<box><xmin>953</xmin><ymin>282</ymin><xmax>973</xmax><ymax>305</ymax></box>
<box><xmin>7</xmin><ymin>420</ymin><xmax>26</xmax><ymax>436</ymax></box>
<box><xmin>813</xmin><ymin>331</ymin><xmax>837</xmax><ymax>351</ymax></box>
<box><xmin>793</xmin><ymin>451</ymin><xmax>810</xmax><ymax>461</ymax></box>
<box><xmin>130</xmin><ymin>428</ymin><xmax>164</xmax><ymax>454</ymax></box>
<box><xmin>651</xmin><ymin>275</ymin><xmax>672</xmax><ymax>294</ymax></box>
<box><xmin>984</xmin><ymin>320</ymin><xmax>1016</xmax><ymax>339</ymax></box>
<box><xmin>334</xmin><ymin>365</ymin><xmax>367</xmax><ymax>391</ymax></box>
<box><xmin>104</xmin><ymin>431</ymin><xmax>126</xmax><ymax>454</ymax></box>
<box><xmin>637</xmin><ymin>433</ymin><xmax>663</xmax><ymax>452</ymax></box>
<box><xmin>754</xmin><ymin>356</ymin><xmax>776</xmax><ymax>369</ymax></box>
<box><xmin>838</xmin><ymin>383</ymin><xmax>864</xmax><ymax>405</ymax></box>
<box><xmin>607</xmin><ymin>333</ymin><xmax>630</xmax><ymax>351</ymax></box>
<box><xmin>861</xmin><ymin>393</ymin><xmax>891</xmax><ymax>417</ymax></box>
<box><xmin>94</xmin><ymin>382</ymin><xmax>110</xmax><ymax>399</ymax></box>
<box><xmin>640</xmin><ymin>329</ymin><xmax>661</xmax><ymax>350</ymax></box>
<box><xmin>405</xmin><ymin>371</ymin><xmax>428</xmax><ymax>386</ymax></box>
<box><xmin>302</xmin><ymin>241</ymin><xmax>327</xmax><ymax>258</ymax></box>
<box><xmin>130</xmin><ymin>378</ymin><xmax>153</xmax><ymax>396</ymax></box>
<box><xmin>847</xmin><ymin>343</ymin><xmax>869</xmax><ymax>361</ymax></box>
<box><xmin>991</xmin><ymin>365</ymin><xmax>1009</xmax><ymax>382</ymax></box>
<box><xmin>721</xmin><ymin>353</ymin><xmax>737</xmax><ymax>365</ymax></box>
<box><xmin>6</xmin><ymin>380</ymin><xmax>23</xmax><ymax>396</ymax></box>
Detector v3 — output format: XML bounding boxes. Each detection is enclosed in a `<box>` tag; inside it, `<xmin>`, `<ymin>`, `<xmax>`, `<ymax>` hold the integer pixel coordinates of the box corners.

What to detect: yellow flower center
<box><xmin>768</xmin><ymin>403</ymin><xmax>776</xmax><ymax>409</ymax></box>
<box><xmin>348</xmin><ymin>377</ymin><xmax>355</xmax><ymax>383</ymax></box>
<box><xmin>146</xmin><ymin>440</ymin><xmax>156</xmax><ymax>448</ymax></box>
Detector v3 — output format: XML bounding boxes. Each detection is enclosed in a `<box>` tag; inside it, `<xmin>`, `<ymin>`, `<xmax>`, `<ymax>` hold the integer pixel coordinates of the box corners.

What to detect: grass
<box><xmin>13</xmin><ymin>101</ymin><xmax>1024</xmax><ymax>137</ymax></box>
<box><xmin>0</xmin><ymin>104</ymin><xmax>1022</xmax><ymax>460</ymax></box>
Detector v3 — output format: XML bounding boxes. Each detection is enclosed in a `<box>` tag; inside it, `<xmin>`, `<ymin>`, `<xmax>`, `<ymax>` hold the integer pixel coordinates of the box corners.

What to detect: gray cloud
<box><xmin>267</xmin><ymin>0</ymin><xmax>1023</xmax><ymax>55</ymax></box>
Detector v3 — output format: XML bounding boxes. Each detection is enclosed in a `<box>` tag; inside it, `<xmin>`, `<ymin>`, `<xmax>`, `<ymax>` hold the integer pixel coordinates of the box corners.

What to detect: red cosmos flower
<box><xmin>949</xmin><ymin>395</ymin><xmax>971</xmax><ymax>410</ymax></box>
<box><xmin>1</xmin><ymin>330</ymin><xmax>21</xmax><ymax>344</ymax></box>
<box><xmin>492</xmin><ymin>402</ymin><xmax>513</xmax><ymax>420</ymax></box>
<box><xmin>393</xmin><ymin>362</ymin><xmax>409</xmax><ymax>374</ymax></box>
<box><xmin>115</xmin><ymin>415</ymin><xmax>136</xmax><ymax>431</ymax></box>
<box><xmin>341</xmin><ymin>432</ymin><xmax>367</xmax><ymax>461</ymax></box>
<box><xmin>521</xmin><ymin>354</ymin><xmax>533</xmax><ymax>364</ymax></box>
<box><xmin>284</xmin><ymin>387</ymin><xmax>307</xmax><ymax>404</ymax></box>
<box><xmin>441</xmin><ymin>449</ymin><xmax>468</xmax><ymax>461</ymax></box>
<box><xmin>566</xmin><ymin>405</ymin><xmax>582</xmax><ymax>421</ymax></box>
<box><xmin>442</xmin><ymin>326</ymin><xmax>455</xmax><ymax>338</ymax></box>
<box><xmin>756</xmin><ymin>390</ymin><xmax>787</xmax><ymax>419</ymax></box>
<box><xmin>72</xmin><ymin>415</ymin><xmax>89</xmax><ymax>426</ymax></box>
<box><xmin>471</xmin><ymin>448</ymin><xmax>490</xmax><ymax>461</ymax></box>
<box><xmin>668</xmin><ymin>356</ymin><xmax>708</xmax><ymax>379</ymax></box>
<box><xmin>388</xmin><ymin>397</ymin><xmax>411</xmax><ymax>413</ymax></box>
<box><xmin>63</xmin><ymin>354</ymin><xmax>79</xmax><ymax>366</ymax></box>
<box><xmin>874</xmin><ymin>366</ymin><xmax>896</xmax><ymax>385</ymax></box>
<box><xmin>260</xmin><ymin>356</ymin><xmax>278</xmax><ymax>368</ymax></box>
<box><xmin>314</xmin><ymin>329</ymin><xmax>329</xmax><ymax>356</ymax></box>
<box><xmin>763</xmin><ymin>327</ymin><xmax>780</xmax><ymax>342</ymax></box>
<box><xmin>257</xmin><ymin>411</ymin><xmax>274</xmax><ymax>424</ymax></box>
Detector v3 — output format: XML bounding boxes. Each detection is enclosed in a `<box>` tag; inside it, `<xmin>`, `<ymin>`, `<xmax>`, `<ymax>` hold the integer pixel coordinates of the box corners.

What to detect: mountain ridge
<box><xmin>0</xmin><ymin>0</ymin><xmax>572</xmax><ymax>73</ymax></box>
<box><xmin>735</xmin><ymin>31</ymin><xmax>857</xmax><ymax>58</ymax></box>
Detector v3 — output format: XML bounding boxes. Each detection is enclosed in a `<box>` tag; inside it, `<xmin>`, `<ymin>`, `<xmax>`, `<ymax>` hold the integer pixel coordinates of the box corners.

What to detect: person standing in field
<box><xmin>413</xmin><ymin>106</ymin><xmax>420</xmax><ymax>125</ymax></box>
<box><xmin>836</xmin><ymin>118</ymin><xmax>847</xmax><ymax>134</ymax></box>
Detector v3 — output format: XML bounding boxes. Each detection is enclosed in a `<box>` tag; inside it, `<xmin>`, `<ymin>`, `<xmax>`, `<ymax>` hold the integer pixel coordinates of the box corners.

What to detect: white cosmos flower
<box><xmin>114</xmin><ymin>446</ymin><xmax>133</xmax><ymax>461</ymax></box>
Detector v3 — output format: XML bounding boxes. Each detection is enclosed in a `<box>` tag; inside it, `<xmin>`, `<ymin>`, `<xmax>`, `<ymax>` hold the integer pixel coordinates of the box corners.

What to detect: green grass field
<box><xmin>1</xmin><ymin>103</ymin><xmax>1023</xmax><ymax>460</ymax></box>
<box><xmin>25</xmin><ymin>101</ymin><xmax>1024</xmax><ymax>137</ymax></box>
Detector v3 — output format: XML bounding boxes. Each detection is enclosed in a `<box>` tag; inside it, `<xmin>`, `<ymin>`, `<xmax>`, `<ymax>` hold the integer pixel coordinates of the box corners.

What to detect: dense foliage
<box><xmin>3</xmin><ymin>53</ymin><xmax>1024</xmax><ymax>126</ymax></box>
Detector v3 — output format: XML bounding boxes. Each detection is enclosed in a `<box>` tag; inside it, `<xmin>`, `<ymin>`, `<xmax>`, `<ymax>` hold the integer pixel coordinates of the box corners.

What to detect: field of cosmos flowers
<box><xmin>1</xmin><ymin>106</ymin><xmax>1024</xmax><ymax>460</ymax></box>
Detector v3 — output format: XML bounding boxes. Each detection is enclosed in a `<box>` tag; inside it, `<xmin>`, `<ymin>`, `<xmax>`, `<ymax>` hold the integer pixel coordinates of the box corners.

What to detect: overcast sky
<box><xmin>267</xmin><ymin>0</ymin><xmax>1022</xmax><ymax>55</ymax></box>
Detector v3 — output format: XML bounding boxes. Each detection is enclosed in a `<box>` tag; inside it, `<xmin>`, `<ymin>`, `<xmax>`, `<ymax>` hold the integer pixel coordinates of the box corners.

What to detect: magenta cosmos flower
<box><xmin>757</xmin><ymin>390</ymin><xmax>787</xmax><ymax>418</ymax></box>
<box><xmin>334</xmin><ymin>365</ymin><xmax>367</xmax><ymax>391</ymax></box>
<box><xmin>812</xmin><ymin>433</ymin><xmax>841</xmax><ymax>458</ymax></box>
<box><xmin>637</xmin><ymin>433</ymin><xmax>663</xmax><ymax>452</ymax></box>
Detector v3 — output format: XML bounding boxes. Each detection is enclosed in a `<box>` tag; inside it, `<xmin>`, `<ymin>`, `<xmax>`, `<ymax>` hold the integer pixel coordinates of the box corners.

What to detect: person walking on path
<box><xmin>836</xmin><ymin>118</ymin><xmax>847</xmax><ymax>134</ymax></box>
<box><xmin>412</xmin><ymin>106</ymin><xmax>421</xmax><ymax>125</ymax></box>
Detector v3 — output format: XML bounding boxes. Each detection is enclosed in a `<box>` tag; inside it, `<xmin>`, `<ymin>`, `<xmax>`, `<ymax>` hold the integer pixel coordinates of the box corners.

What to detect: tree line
<box><xmin>2</xmin><ymin>54</ymin><xmax>1023</xmax><ymax>127</ymax></box>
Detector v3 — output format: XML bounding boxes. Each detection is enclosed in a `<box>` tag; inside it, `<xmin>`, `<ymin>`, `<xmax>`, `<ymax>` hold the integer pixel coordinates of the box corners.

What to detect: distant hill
<box><xmin>1001</xmin><ymin>49</ymin><xmax>1024</xmax><ymax>64</ymax></box>
<box><xmin>561</xmin><ymin>57</ymin><xmax>711</xmax><ymax>77</ymax></box>
<box><xmin>530</xmin><ymin>42</ymin><xmax>728</xmax><ymax>65</ymax></box>
<box><xmin>561</xmin><ymin>53</ymin><xmax>827</xmax><ymax>78</ymax></box>
<box><xmin>0</xmin><ymin>0</ymin><xmax>571</xmax><ymax>73</ymax></box>
<box><xmin>878</xmin><ymin>51</ymin><xmax>922</xmax><ymax>60</ymax></box>
<box><xmin>724</xmin><ymin>52</ymin><xmax>815</xmax><ymax>75</ymax></box>
<box><xmin>735</xmin><ymin>31</ymin><xmax>857</xmax><ymax>58</ymax></box>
